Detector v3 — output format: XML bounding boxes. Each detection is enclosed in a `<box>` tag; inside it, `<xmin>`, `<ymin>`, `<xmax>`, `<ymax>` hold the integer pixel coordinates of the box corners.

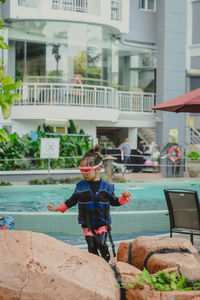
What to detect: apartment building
<box><xmin>186</xmin><ymin>0</ymin><xmax>200</xmax><ymax>134</ymax></box>
<box><xmin>0</xmin><ymin>0</ymin><xmax>187</xmax><ymax>157</ymax></box>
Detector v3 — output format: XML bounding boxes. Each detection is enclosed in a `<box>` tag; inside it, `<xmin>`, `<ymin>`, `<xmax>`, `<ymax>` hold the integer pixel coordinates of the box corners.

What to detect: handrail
<box><xmin>190</xmin><ymin>127</ymin><xmax>200</xmax><ymax>144</ymax></box>
<box><xmin>15</xmin><ymin>83</ymin><xmax>156</xmax><ymax>113</ymax></box>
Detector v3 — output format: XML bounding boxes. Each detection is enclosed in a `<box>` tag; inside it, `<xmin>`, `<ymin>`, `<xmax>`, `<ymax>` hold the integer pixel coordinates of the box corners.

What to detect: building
<box><xmin>0</xmin><ymin>0</ymin><xmax>187</xmax><ymax>162</ymax></box>
<box><xmin>186</xmin><ymin>0</ymin><xmax>200</xmax><ymax>143</ymax></box>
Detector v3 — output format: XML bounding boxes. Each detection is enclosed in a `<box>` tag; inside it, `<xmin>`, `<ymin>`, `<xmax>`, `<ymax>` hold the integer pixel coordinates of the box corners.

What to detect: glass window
<box><xmin>26</xmin><ymin>42</ymin><xmax>46</xmax><ymax>77</ymax></box>
<box><xmin>15</xmin><ymin>41</ymin><xmax>24</xmax><ymax>81</ymax></box>
<box><xmin>139</xmin><ymin>0</ymin><xmax>155</xmax><ymax>11</ymax></box>
<box><xmin>148</xmin><ymin>0</ymin><xmax>154</xmax><ymax>10</ymax></box>
<box><xmin>139</xmin><ymin>0</ymin><xmax>145</xmax><ymax>9</ymax></box>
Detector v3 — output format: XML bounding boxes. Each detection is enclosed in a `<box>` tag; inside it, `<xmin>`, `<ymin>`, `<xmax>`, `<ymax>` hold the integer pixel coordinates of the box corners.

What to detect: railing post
<box><xmin>66</xmin><ymin>85</ymin><xmax>69</xmax><ymax>105</ymax></box>
<box><xmin>81</xmin><ymin>85</ymin><xmax>84</xmax><ymax>106</ymax></box>
<box><xmin>50</xmin><ymin>84</ymin><xmax>53</xmax><ymax>104</ymax></box>
<box><xmin>94</xmin><ymin>87</ymin><xmax>97</xmax><ymax>107</ymax></box>
<box><xmin>34</xmin><ymin>84</ymin><xmax>37</xmax><ymax>105</ymax></box>
<box><xmin>141</xmin><ymin>93</ymin><xmax>144</xmax><ymax>112</ymax></box>
<box><xmin>104</xmin><ymin>88</ymin><xmax>107</xmax><ymax>107</ymax></box>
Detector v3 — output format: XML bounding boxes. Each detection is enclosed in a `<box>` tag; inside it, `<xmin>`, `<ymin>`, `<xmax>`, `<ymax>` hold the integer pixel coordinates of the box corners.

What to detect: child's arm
<box><xmin>46</xmin><ymin>191</ymin><xmax>78</xmax><ymax>213</ymax></box>
<box><xmin>46</xmin><ymin>203</ymin><xmax>68</xmax><ymax>213</ymax></box>
<box><xmin>46</xmin><ymin>204</ymin><xmax>59</xmax><ymax>212</ymax></box>
<box><xmin>109</xmin><ymin>190</ymin><xmax>132</xmax><ymax>206</ymax></box>
<box><xmin>119</xmin><ymin>190</ymin><xmax>132</xmax><ymax>205</ymax></box>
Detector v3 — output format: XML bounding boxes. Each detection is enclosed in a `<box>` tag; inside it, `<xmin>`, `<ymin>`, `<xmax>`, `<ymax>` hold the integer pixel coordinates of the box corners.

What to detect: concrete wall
<box><xmin>123</xmin><ymin>0</ymin><xmax>156</xmax><ymax>44</ymax></box>
<box><xmin>156</xmin><ymin>0</ymin><xmax>187</xmax><ymax>177</ymax></box>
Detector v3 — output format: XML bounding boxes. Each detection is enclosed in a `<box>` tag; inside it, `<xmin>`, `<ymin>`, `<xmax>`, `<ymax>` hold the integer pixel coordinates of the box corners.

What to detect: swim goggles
<box><xmin>79</xmin><ymin>162</ymin><xmax>103</xmax><ymax>174</ymax></box>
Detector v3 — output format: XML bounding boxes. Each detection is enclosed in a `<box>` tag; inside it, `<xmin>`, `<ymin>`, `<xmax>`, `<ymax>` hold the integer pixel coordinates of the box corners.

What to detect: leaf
<box><xmin>0</xmin><ymin>68</ymin><xmax>4</xmax><ymax>80</ymax></box>
<box><xmin>3</xmin><ymin>80</ymin><xmax>22</xmax><ymax>91</ymax></box>
<box><xmin>1</xmin><ymin>102</ymin><xmax>12</xmax><ymax>119</ymax></box>
<box><xmin>0</xmin><ymin>42</ymin><xmax>8</xmax><ymax>50</ymax></box>
<box><xmin>0</xmin><ymin>129</ymin><xmax>9</xmax><ymax>142</ymax></box>
<box><xmin>142</xmin><ymin>268</ymin><xmax>153</xmax><ymax>284</ymax></box>
<box><xmin>1</xmin><ymin>75</ymin><xmax>14</xmax><ymax>86</ymax></box>
<box><xmin>11</xmin><ymin>93</ymin><xmax>22</xmax><ymax>101</ymax></box>
<box><xmin>137</xmin><ymin>280</ymin><xmax>144</xmax><ymax>286</ymax></box>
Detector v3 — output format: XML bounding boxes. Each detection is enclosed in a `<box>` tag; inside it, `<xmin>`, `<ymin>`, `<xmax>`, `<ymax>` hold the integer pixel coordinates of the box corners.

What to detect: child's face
<box><xmin>79</xmin><ymin>161</ymin><xmax>101</xmax><ymax>181</ymax></box>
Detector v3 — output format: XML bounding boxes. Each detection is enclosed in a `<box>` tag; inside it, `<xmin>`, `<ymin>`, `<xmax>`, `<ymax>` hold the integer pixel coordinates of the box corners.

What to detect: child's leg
<box><xmin>96</xmin><ymin>232</ymin><xmax>110</xmax><ymax>262</ymax></box>
<box><xmin>85</xmin><ymin>235</ymin><xmax>99</xmax><ymax>256</ymax></box>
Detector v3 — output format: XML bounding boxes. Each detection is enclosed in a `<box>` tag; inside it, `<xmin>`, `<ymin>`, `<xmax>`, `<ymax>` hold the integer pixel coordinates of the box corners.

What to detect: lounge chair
<box><xmin>164</xmin><ymin>188</ymin><xmax>200</xmax><ymax>245</ymax></box>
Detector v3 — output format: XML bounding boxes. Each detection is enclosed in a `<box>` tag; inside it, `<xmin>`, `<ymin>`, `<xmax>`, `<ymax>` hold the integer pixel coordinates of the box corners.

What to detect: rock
<box><xmin>113</xmin><ymin>261</ymin><xmax>200</xmax><ymax>300</ymax></box>
<box><xmin>0</xmin><ymin>231</ymin><xmax>120</xmax><ymax>300</ymax></box>
<box><xmin>117</xmin><ymin>236</ymin><xmax>200</xmax><ymax>280</ymax></box>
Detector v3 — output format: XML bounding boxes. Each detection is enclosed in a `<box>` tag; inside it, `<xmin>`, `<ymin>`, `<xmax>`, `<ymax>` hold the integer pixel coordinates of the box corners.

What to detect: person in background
<box><xmin>47</xmin><ymin>146</ymin><xmax>132</xmax><ymax>262</ymax></box>
<box><xmin>119</xmin><ymin>138</ymin><xmax>131</xmax><ymax>170</ymax></box>
<box><xmin>137</xmin><ymin>140</ymin><xmax>146</xmax><ymax>172</ymax></box>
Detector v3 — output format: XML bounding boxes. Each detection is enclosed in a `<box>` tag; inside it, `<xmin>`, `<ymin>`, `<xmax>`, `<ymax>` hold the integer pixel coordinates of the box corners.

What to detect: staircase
<box><xmin>190</xmin><ymin>127</ymin><xmax>200</xmax><ymax>144</ymax></box>
<box><xmin>138</xmin><ymin>128</ymin><xmax>155</xmax><ymax>145</ymax></box>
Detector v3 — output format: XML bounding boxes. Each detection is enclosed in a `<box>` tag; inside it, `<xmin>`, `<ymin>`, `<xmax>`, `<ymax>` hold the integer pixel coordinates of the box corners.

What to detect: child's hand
<box><xmin>121</xmin><ymin>190</ymin><xmax>132</xmax><ymax>198</ymax></box>
<box><xmin>46</xmin><ymin>204</ymin><xmax>58</xmax><ymax>212</ymax></box>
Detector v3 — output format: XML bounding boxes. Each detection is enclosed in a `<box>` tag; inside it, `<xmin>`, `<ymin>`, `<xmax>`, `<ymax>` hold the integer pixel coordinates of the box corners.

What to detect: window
<box><xmin>18</xmin><ymin>0</ymin><xmax>37</xmax><ymax>8</ymax></box>
<box><xmin>111</xmin><ymin>0</ymin><xmax>122</xmax><ymax>21</ymax></box>
<box><xmin>139</xmin><ymin>0</ymin><xmax>156</xmax><ymax>11</ymax></box>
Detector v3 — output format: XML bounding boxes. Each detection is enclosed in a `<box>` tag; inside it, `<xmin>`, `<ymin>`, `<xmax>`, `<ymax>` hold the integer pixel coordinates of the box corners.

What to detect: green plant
<box><xmin>0</xmin><ymin>5</ymin><xmax>22</xmax><ymax>152</ymax></box>
<box><xmin>0</xmin><ymin>180</ymin><xmax>12</xmax><ymax>186</ymax></box>
<box><xmin>28</xmin><ymin>176</ymin><xmax>82</xmax><ymax>185</ymax></box>
<box><xmin>118</xmin><ymin>268</ymin><xmax>200</xmax><ymax>292</ymax></box>
<box><xmin>0</xmin><ymin>120</ymin><xmax>92</xmax><ymax>170</ymax></box>
<box><xmin>102</xmin><ymin>174</ymin><xmax>127</xmax><ymax>183</ymax></box>
<box><xmin>186</xmin><ymin>151</ymin><xmax>200</xmax><ymax>160</ymax></box>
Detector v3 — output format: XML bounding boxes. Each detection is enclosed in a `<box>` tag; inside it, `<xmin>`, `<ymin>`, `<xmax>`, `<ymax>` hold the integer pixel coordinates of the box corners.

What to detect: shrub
<box><xmin>186</xmin><ymin>151</ymin><xmax>200</xmax><ymax>160</ymax></box>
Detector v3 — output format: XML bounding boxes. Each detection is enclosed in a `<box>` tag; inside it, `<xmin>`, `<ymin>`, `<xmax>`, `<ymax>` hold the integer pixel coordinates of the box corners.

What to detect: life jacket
<box><xmin>168</xmin><ymin>146</ymin><xmax>181</xmax><ymax>163</ymax></box>
<box><xmin>76</xmin><ymin>179</ymin><xmax>114</xmax><ymax>227</ymax></box>
<box><xmin>0</xmin><ymin>216</ymin><xmax>15</xmax><ymax>230</ymax></box>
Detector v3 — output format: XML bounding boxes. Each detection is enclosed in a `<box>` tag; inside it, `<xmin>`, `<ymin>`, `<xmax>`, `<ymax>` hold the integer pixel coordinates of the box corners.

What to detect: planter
<box><xmin>187</xmin><ymin>159</ymin><xmax>200</xmax><ymax>177</ymax></box>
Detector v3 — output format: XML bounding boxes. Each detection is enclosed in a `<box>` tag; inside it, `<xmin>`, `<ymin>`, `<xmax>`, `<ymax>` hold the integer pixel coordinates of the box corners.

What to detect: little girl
<box><xmin>47</xmin><ymin>146</ymin><xmax>132</xmax><ymax>262</ymax></box>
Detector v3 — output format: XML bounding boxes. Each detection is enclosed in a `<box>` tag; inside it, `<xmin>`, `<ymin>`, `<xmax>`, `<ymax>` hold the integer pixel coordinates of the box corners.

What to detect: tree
<box><xmin>0</xmin><ymin>3</ymin><xmax>22</xmax><ymax>151</ymax></box>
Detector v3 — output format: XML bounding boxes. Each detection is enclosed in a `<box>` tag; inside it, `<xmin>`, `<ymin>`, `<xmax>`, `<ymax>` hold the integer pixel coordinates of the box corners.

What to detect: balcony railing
<box><xmin>52</xmin><ymin>0</ymin><xmax>88</xmax><ymax>13</ymax></box>
<box><xmin>111</xmin><ymin>0</ymin><xmax>122</xmax><ymax>21</ymax></box>
<box><xmin>15</xmin><ymin>83</ymin><xmax>155</xmax><ymax>113</ymax></box>
<box><xmin>18</xmin><ymin>0</ymin><xmax>37</xmax><ymax>8</ymax></box>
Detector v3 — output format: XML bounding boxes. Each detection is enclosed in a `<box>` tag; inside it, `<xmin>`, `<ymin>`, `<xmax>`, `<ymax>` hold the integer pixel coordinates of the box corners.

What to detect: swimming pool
<box><xmin>1</xmin><ymin>180</ymin><xmax>200</xmax><ymax>212</ymax></box>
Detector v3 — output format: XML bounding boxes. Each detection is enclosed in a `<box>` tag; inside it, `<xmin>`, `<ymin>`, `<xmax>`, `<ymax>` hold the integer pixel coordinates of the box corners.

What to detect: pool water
<box><xmin>1</xmin><ymin>180</ymin><xmax>200</xmax><ymax>212</ymax></box>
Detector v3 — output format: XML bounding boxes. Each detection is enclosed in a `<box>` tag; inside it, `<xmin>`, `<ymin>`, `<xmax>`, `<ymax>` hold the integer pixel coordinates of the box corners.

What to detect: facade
<box><xmin>0</xmin><ymin>0</ymin><xmax>157</xmax><ymax>150</ymax></box>
<box><xmin>186</xmin><ymin>0</ymin><xmax>200</xmax><ymax>131</ymax></box>
<box><xmin>0</xmin><ymin>0</ymin><xmax>187</xmax><ymax>159</ymax></box>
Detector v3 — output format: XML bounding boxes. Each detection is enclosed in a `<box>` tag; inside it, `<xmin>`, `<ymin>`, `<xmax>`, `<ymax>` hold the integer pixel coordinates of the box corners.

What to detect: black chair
<box><xmin>164</xmin><ymin>188</ymin><xmax>200</xmax><ymax>245</ymax></box>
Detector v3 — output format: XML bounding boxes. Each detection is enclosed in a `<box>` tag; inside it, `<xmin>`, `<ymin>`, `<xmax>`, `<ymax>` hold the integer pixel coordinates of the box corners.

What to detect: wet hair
<box><xmin>80</xmin><ymin>145</ymin><xmax>103</xmax><ymax>167</ymax></box>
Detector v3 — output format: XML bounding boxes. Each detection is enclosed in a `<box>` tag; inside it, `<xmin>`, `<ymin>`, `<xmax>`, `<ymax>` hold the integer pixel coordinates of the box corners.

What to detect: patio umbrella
<box><xmin>152</xmin><ymin>88</ymin><xmax>200</xmax><ymax>113</ymax></box>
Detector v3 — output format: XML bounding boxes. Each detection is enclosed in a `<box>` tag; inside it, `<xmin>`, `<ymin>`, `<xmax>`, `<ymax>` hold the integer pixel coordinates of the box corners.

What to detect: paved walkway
<box><xmin>119</xmin><ymin>171</ymin><xmax>199</xmax><ymax>182</ymax></box>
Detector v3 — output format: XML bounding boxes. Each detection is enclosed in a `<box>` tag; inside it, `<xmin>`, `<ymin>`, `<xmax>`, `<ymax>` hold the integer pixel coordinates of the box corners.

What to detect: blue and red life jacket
<box><xmin>0</xmin><ymin>216</ymin><xmax>15</xmax><ymax>230</ymax></box>
<box><xmin>76</xmin><ymin>179</ymin><xmax>114</xmax><ymax>227</ymax></box>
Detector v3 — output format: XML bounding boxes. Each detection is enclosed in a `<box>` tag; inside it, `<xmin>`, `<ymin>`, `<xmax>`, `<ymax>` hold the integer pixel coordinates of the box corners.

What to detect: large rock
<box><xmin>117</xmin><ymin>236</ymin><xmax>200</xmax><ymax>280</ymax></box>
<box><xmin>0</xmin><ymin>231</ymin><xmax>120</xmax><ymax>300</ymax></box>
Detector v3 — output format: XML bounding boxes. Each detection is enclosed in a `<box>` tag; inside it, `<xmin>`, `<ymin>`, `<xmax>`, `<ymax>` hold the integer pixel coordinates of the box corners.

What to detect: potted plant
<box><xmin>186</xmin><ymin>150</ymin><xmax>200</xmax><ymax>177</ymax></box>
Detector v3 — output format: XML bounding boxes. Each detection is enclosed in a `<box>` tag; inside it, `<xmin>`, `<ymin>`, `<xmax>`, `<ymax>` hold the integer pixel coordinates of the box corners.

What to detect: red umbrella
<box><xmin>152</xmin><ymin>88</ymin><xmax>200</xmax><ymax>113</ymax></box>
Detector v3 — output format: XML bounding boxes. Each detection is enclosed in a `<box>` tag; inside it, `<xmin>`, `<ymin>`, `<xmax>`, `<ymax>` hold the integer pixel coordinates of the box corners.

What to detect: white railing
<box><xmin>52</xmin><ymin>0</ymin><xmax>88</xmax><ymax>13</ymax></box>
<box><xmin>15</xmin><ymin>83</ymin><xmax>155</xmax><ymax>113</ymax></box>
<box><xmin>18</xmin><ymin>0</ymin><xmax>37</xmax><ymax>8</ymax></box>
<box><xmin>111</xmin><ymin>0</ymin><xmax>122</xmax><ymax>21</ymax></box>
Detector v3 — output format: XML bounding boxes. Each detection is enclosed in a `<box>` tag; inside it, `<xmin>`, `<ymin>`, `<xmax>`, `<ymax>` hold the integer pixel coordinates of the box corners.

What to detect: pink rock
<box><xmin>0</xmin><ymin>231</ymin><xmax>120</xmax><ymax>300</ymax></box>
<box><xmin>117</xmin><ymin>236</ymin><xmax>200</xmax><ymax>279</ymax></box>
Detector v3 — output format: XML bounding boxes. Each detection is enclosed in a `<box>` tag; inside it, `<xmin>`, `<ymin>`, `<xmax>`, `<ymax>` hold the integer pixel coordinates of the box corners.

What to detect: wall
<box><xmin>123</xmin><ymin>0</ymin><xmax>156</xmax><ymax>44</ymax></box>
<box><xmin>156</xmin><ymin>0</ymin><xmax>187</xmax><ymax>177</ymax></box>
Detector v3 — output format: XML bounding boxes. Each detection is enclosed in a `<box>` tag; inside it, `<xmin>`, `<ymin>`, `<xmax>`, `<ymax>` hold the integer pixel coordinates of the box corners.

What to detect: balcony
<box><xmin>52</xmin><ymin>0</ymin><xmax>88</xmax><ymax>14</ymax></box>
<box><xmin>18</xmin><ymin>0</ymin><xmax>37</xmax><ymax>8</ymax></box>
<box><xmin>2</xmin><ymin>0</ymin><xmax>129</xmax><ymax>33</ymax></box>
<box><xmin>14</xmin><ymin>83</ymin><xmax>155</xmax><ymax>112</ymax></box>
